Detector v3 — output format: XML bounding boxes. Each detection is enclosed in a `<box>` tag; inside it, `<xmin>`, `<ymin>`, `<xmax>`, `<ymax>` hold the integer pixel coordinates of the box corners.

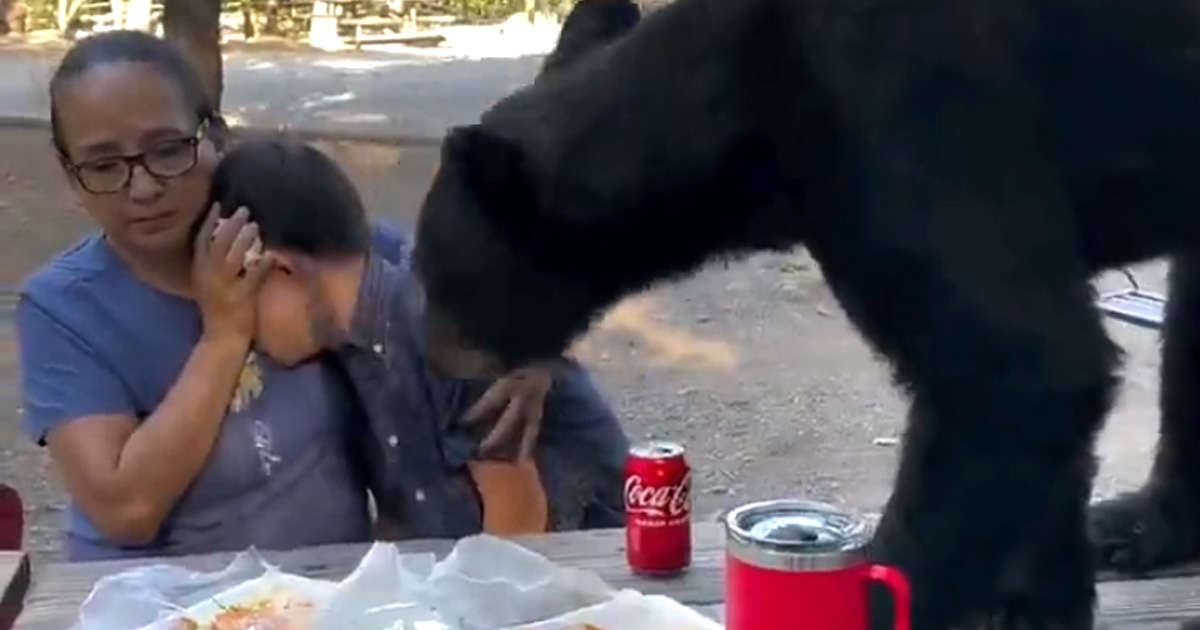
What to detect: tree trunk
<box><xmin>162</xmin><ymin>0</ymin><xmax>224</xmax><ymax>111</ymax></box>
<box><xmin>5</xmin><ymin>1</ymin><xmax>28</xmax><ymax>33</ymax></box>
<box><xmin>240</xmin><ymin>0</ymin><xmax>256</xmax><ymax>39</ymax></box>
<box><xmin>264</xmin><ymin>0</ymin><xmax>281</xmax><ymax>36</ymax></box>
<box><xmin>55</xmin><ymin>0</ymin><xmax>87</xmax><ymax>33</ymax></box>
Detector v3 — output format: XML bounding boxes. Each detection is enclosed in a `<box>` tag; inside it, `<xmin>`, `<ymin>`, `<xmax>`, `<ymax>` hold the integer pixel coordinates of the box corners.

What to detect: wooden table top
<box><xmin>11</xmin><ymin>524</ymin><xmax>1200</xmax><ymax>630</ymax></box>
<box><xmin>2</xmin><ymin>551</ymin><xmax>31</xmax><ymax>630</ymax></box>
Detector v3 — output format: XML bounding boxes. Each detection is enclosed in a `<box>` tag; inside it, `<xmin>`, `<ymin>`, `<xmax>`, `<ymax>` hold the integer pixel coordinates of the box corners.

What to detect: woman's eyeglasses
<box><xmin>66</xmin><ymin>123</ymin><xmax>208</xmax><ymax>195</ymax></box>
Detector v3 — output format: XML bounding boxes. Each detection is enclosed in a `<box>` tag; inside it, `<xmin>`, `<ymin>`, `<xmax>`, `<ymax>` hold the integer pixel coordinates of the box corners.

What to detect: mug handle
<box><xmin>867</xmin><ymin>564</ymin><xmax>911</xmax><ymax>630</ymax></box>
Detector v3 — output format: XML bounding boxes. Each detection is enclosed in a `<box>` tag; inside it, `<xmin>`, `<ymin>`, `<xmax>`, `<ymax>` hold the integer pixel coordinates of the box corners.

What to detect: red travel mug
<box><xmin>724</xmin><ymin>499</ymin><xmax>910</xmax><ymax>630</ymax></box>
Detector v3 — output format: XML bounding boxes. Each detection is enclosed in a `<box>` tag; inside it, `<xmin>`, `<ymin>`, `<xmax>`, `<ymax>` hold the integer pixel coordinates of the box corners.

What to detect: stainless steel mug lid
<box><xmin>724</xmin><ymin>499</ymin><xmax>869</xmax><ymax>571</ymax></box>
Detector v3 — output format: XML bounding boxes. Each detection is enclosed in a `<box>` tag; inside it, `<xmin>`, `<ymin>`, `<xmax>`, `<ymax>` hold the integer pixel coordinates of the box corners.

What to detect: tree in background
<box><xmin>163</xmin><ymin>0</ymin><xmax>224</xmax><ymax>109</ymax></box>
<box><xmin>1</xmin><ymin>0</ymin><xmax>29</xmax><ymax>32</ymax></box>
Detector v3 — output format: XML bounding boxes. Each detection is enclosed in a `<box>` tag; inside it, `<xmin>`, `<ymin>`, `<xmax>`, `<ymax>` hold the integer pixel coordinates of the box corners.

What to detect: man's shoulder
<box><xmin>376</xmin><ymin>258</ymin><xmax>426</xmax><ymax>330</ymax></box>
<box><xmin>342</xmin><ymin>254</ymin><xmax>426</xmax><ymax>362</ymax></box>
<box><xmin>370</xmin><ymin>220</ymin><xmax>413</xmax><ymax>267</ymax></box>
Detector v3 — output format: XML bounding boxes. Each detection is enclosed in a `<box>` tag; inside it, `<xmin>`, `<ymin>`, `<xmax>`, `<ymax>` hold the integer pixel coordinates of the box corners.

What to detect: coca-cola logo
<box><xmin>625</xmin><ymin>471</ymin><xmax>691</xmax><ymax>519</ymax></box>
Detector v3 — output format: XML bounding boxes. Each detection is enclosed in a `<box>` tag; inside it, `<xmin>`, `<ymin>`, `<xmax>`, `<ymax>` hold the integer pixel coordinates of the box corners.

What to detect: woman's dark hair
<box><xmin>203</xmin><ymin>139</ymin><xmax>371</xmax><ymax>258</ymax></box>
<box><xmin>48</xmin><ymin>29</ymin><xmax>225</xmax><ymax>156</ymax></box>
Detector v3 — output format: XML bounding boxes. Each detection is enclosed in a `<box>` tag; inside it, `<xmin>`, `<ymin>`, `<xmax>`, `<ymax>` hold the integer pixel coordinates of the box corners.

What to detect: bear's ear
<box><xmin>443</xmin><ymin>125</ymin><xmax>534</xmax><ymax>206</ymax></box>
<box><xmin>540</xmin><ymin>0</ymin><xmax>640</xmax><ymax>77</ymax></box>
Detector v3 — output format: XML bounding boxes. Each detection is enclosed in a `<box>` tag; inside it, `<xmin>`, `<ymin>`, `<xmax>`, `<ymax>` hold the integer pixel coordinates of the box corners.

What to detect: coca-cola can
<box><xmin>624</xmin><ymin>440</ymin><xmax>692</xmax><ymax>576</ymax></box>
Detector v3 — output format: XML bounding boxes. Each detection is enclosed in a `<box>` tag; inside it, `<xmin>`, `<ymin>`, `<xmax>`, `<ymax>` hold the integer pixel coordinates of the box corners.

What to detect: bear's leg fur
<box><xmin>1091</xmin><ymin>255</ymin><xmax>1200</xmax><ymax>573</ymax></box>
<box><xmin>807</xmin><ymin>190</ymin><xmax>1118</xmax><ymax>628</ymax></box>
<box><xmin>869</xmin><ymin>415</ymin><xmax>1099</xmax><ymax>630</ymax></box>
<box><xmin>984</xmin><ymin>454</ymin><xmax>1096</xmax><ymax>629</ymax></box>
<box><xmin>864</xmin><ymin>389</ymin><xmax>1104</xmax><ymax>630</ymax></box>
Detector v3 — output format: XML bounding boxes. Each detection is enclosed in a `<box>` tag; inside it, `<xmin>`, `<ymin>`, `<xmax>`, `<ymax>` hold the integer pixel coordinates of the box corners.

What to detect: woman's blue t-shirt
<box><xmin>17</xmin><ymin>223</ymin><xmax>405</xmax><ymax>561</ymax></box>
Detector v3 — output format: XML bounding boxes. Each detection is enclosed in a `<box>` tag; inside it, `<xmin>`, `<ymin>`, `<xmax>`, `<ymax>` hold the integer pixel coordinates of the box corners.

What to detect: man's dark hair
<box><xmin>207</xmin><ymin>139</ymin><xmax>371</xmax><ymax>258</ymax></box>
<box><xmin>48</xmin><ymin>30</ymin><xmax>226</xmax><ymax>156</ymax></box>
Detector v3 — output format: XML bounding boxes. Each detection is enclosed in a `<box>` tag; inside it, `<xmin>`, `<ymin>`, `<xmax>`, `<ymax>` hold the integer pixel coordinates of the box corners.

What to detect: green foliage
<box><xmin>19</xmin><ymin>0</ymin><xmax>136</xmax><ymax>33</ymax></box>
<box><xmin>18</xmin><ymin>0</ymin><xmax>577</xmax><ymax>35</ymax></box>
<box><xmin>449</xmin><ymin>0</ymin><xmax>517</xmax><ymax>21</ymax></box>
<box><xmin>20</xmin><ymin>0</ymin><xmax>63</xmax><ymax>31</ymax></box>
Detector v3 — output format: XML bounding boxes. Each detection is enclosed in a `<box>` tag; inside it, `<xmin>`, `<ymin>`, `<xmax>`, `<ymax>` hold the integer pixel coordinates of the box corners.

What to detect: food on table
<box><xmin>172</xmin><ymin>595</ymin><xmax>316</xmax><ymax>630</ymax></box>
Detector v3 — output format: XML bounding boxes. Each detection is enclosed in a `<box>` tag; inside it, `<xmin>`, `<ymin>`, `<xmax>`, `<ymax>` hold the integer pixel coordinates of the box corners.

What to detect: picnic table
<box><xmin>1097</xmin><ymin>269</ymin><xmax>1167</xmax><ymax>330</ymax></box>
<box><xmin>7</xmin><ymin>524</ymin><xmax>1200</xmax><ymax>629</ymax></box>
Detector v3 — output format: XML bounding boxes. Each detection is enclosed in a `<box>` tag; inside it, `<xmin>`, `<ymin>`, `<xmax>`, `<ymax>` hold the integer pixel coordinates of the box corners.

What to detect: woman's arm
<box><xmin>19</xmin><ymin>296</ymin><xmax>252</xmax><ymax>545</ymax></box>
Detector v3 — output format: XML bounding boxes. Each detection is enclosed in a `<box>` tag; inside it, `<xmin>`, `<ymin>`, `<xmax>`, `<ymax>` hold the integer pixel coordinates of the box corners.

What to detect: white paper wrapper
<box><xmin>422</xmin><ymin>535</ymin><xmax>614</xmax><ymax>629</ymax></box>
<box><xmin>511</xmin><ymin>591</ymin><xmax>724</xmax><ymax>630</ymax></box>
<box><xmin>69</xmin><ymin>535</ymin><xmax>702</xmax><ymax>630</ymax></box>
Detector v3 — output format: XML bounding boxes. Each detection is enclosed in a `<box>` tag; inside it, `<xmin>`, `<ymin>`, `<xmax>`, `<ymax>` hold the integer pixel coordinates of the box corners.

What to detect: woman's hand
<box><xmin>463</xmin><ymin>363</ymin><xmax>557</xmax><ymax>459</ymax></box>
<box><xmin>192</xmin><ymin>204</ymin><xmax>272</xmax><ymax>343</ymax></box>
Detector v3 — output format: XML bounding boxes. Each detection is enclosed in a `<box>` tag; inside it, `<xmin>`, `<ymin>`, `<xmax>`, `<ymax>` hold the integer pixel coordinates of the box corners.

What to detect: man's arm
<box><xmin>540</xmin><ymin>361</ymin><xmax>630</xmax><ymax>469</ymax></box>
<box><xmin>535</xmin><ymin>361</ymin><xmax>630</xmax><ymax>530</ymax></box>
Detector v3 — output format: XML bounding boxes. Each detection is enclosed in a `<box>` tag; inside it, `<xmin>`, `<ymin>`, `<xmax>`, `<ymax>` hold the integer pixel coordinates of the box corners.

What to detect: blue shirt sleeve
<box><xmin>17</xmin><ymin>294</ymin><xmax>135</xmax><ymax>445</ymax></box>
<box><xmin>533</xmin><ymin>360</ymin><xmax>629</xmax><ymax>528</ymax></box>
<box><xmin>371</xmin><ymin>220</ymin><xmax>412</xmax><ymax>267</ymax></box>
<box><xmin>540</xmin><ymin>360</ymin><xmax>630</xmax><ymax>473</ymax></box>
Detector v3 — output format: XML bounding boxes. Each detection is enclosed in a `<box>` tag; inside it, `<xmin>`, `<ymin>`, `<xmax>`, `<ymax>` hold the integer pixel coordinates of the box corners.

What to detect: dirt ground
<box><xmin>0</xmin><ymin>124</ymin><xmax>1167</xmax><ymax>561</ymax></box>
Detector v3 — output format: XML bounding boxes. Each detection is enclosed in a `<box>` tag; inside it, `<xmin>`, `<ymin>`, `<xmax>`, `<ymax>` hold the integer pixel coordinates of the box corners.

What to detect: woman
<box><xmin>16</xmin><ymin>30</ymin><xmax>557</xmax><ymax>561</ymax></box>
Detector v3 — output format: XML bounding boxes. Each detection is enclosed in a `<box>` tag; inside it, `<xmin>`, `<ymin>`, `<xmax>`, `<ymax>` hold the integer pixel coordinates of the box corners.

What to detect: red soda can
<box><xmin>624</xmin><ymin>440</ymin><xmax>692</xmax><ymax>576</ymax></box>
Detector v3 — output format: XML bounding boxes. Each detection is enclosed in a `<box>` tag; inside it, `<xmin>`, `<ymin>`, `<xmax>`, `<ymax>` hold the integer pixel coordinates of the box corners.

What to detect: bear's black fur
<box><xmin>1090</xmin><ymin>255</ymin><xmax>1200</xmax><ymax>575</ymax></box>
<box><xmin>413</xmin><ymin>0</ymin><xmax>1200</xmax><ymax>626</ymax></box>
<box><xmin>539</xmin><ymin>0</ymin><xmax>640</xmax><ymax>77</ymax></box>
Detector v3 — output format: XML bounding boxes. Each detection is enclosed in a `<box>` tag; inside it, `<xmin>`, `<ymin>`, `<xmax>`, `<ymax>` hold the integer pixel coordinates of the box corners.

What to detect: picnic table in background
<box><xmin>311</xmin><ymin>0</ymin><xmax>451</xmax><ymax>48</ymax></box>
<box><xmin>7</xmin><ymin>524</ymin><xmax>1200</xmax><ymax>629</ymax></box>
<box><xmin>64</xmin><ymin>0</ymin><xmax>454</xmax><ymax>49</ymax></box>
<box><xmin>1097</xmin><ymin>268</ymin><xmax>1167</xmax><ymax>330</ymax></box>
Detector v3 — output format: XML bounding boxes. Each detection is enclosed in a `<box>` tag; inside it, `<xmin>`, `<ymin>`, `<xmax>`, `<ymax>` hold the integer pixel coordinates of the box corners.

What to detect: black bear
<box><xmin>538</xmin><ymin>0</ymin><xmax>640</xmax><ymax>77</ymax></box>
<box><xmin>412</xmin><ymin>0</ymin><xmax>1200</xmax><ymax>626</ymax></box>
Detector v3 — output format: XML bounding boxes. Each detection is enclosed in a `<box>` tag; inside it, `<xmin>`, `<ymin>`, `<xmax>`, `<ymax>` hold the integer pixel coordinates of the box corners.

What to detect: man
<box><xmin>205</xmin><ymin>139</ymin><xmax>628</xmax><ymax>538</ymax></box>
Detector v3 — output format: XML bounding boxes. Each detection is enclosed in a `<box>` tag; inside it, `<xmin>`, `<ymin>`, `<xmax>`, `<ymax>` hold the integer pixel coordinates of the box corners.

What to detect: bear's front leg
<box><xmin>802</xmin><ymin>41</ymin><xmax>1119</xmax><ymax>628</ymax></box>
<box><xmin>866</xmin><ymin>386</ymin><xmax>1102</xmax><ymax>630</ymax></box>
<box><xmin>984</xmin><ymin>456</ymin><xmax>1097</xmax><ymax>630</ymax></box>
<box><xmin>812</xmin><ymin>239</ymin><xmax>1116</xmax><ymax>630</ymax></box>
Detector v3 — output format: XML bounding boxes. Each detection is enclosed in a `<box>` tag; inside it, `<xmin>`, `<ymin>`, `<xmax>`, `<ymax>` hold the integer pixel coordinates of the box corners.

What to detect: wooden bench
<box><xmin>341</xmin><ymin>15</ymin><xmax>446</xmax><ymax>47</ymax></box>
<box><xmin>413</xmin><ymin>13</ymin><xmax>455</xmax><ymax>25</ymax></box>
<box><xmin>64</xmin><ymin>0</ymin><xmax>112</xmax><ymax>35</ymax></box>
<box><xmin>1097</xmin><ymin>268</ymin><xmax>1167</xmax><ymax>330</ymax></box>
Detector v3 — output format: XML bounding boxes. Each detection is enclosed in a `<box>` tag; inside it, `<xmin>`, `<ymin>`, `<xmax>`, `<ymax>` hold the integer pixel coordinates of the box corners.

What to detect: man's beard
<box><xmin>305</xmin><ymin>272</ymin><xmax>346</xmax><ymax>349</ymax></box>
